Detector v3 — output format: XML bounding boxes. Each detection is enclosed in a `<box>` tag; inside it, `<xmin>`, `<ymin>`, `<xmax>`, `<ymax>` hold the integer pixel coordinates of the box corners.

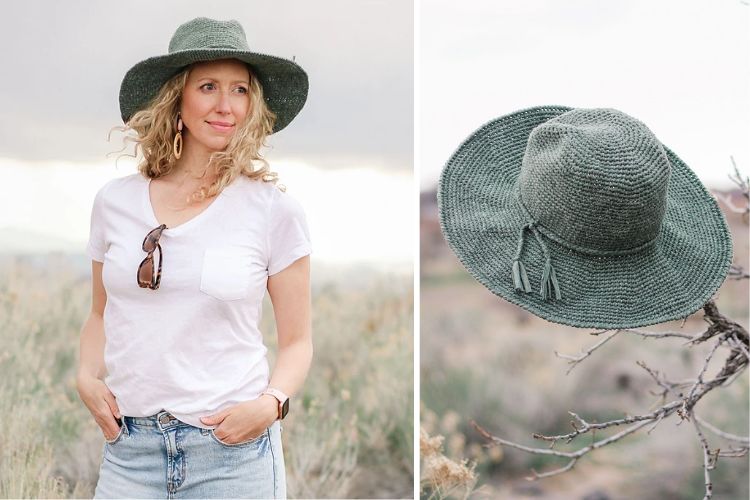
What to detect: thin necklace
<box><xmin>156</xmin><ymin>177</ymin><xmax>217</xmax><ymax>212</ymax></box>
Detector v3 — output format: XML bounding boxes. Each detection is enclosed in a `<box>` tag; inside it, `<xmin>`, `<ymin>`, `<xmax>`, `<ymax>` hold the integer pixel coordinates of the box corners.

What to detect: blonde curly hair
<box><xmin>110</xmin><ymin>60</ymin><xmax>279</xmax><ymax>203</ymax></box>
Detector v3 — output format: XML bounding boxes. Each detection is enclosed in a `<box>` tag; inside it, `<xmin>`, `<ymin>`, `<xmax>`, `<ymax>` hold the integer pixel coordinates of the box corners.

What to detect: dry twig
<box><xmin>715</xmin><ymin>157</ymin><xmax>749</xmax><ymax>222</ymax></box>
<box><xmin>553</xmin><ymin>330</ymin><xmax>618</xmax><ymax>374</ymax></box>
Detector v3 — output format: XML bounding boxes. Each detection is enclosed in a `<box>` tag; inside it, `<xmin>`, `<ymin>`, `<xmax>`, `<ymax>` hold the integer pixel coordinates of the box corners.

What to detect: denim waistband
<box><xmin>125</xmin><ymin>410</ymin><xmax>191</xmax><ymax>430</ymax></box>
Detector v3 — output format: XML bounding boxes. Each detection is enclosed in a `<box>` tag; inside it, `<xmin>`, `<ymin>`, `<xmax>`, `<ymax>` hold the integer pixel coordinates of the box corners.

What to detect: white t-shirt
<box><xmin>85</xmin><ymin>172</ymin><xmax>311</xmax><ymax>429</ymax></box>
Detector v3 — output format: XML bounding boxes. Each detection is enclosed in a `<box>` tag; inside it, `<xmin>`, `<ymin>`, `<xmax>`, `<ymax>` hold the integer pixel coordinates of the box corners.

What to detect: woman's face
<box><xmin>180</xmin><ymin>59</ymin><xmax>251</xmax><ymax>154</ymax></box>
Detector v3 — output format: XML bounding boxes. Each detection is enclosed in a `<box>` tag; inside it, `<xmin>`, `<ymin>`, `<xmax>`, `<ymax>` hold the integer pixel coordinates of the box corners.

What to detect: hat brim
<box><xmin>438</xmin><ymin>105</ymin><xmax>733</xmax><ymax>329</ymax></box>
<box><xmin>119</xmin><ymin>48</ymin><xmax>308</xmax><ymax>133</ymax></box>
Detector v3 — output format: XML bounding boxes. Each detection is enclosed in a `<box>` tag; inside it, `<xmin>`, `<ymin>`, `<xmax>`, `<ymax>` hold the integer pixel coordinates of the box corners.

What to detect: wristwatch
<box><xmin>261</xmin><ymin>388</ymin><xmax>289</xmax><ymax>420</ymax></box>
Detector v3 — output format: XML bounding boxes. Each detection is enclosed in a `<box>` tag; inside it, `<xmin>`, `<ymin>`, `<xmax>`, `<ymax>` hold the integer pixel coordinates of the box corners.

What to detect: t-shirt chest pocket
<box><xmin>199</xmin><ymin>246</ymin><xmax>255</xmax><ymax>301</ymax></box>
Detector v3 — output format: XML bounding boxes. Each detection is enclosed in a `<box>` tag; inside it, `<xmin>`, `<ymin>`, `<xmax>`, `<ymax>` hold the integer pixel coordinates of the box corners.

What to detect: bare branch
<box><xmin>646</xmin><ymin>410</ymin><xmax>667</xmax><ymax>435</ymax></box>
<box><xmin>726</xmin><ymin>334</ymin><xmax>750</xmax><ymax>361</ymax></box>
<box><xmin>527</xmin><ymin>458</ymin><xmax>577</xmax><ymax>480</ymax></box>
<box><xmin>471</xmin><ymin>300</ymin><xmax>749</xmax><ymax>484</ymax></box>
<box><xmin>472</xmin><ymin>418</ymin><xmax>652</xmax><ymax>480</ymax></box>
<box><xmin>716</xmin><ymin>192</ymin><xmax>748</xmax><ymax>216</ymax></box>
<box><xmin>693</xmin><ymin>301</ymin><xmax>749</xmax><ymax>345</ymax></box>
<box><xmin>635</xmin><ymin>360</ymin><xmax>697</xmax><ymax>411</ymax></box>
<box><xmin>680</xmin><ymin>341</ymin><xmax>724</xmax><ymax>419</ymax></box>
<box><xmin>694</xmin><ymin>415</ymin><xmax>750</xmax><ymax>444</ymax></box>
<box><xmin>614</xmin><ymin>328</ymin><xmax>695</xmax><ymax>340</ymax></box>
<box><xmin>727</xmin><ymin>264</ymin><xmax>750</xmax><ymax>280</ymax></box>
<box><xmin>716</xmin><ymin>447</ymin><xmax>749</xmax><ymax>458</ymax></box>
<box><xmin>717</xmin><ymin>157</ymin><xmax>750</xmax><ymax>222</ymax></box>
<box><xmin>691</xmin><ymin>412</ymin><xmax>716</xmax><ymax>499</ymax></box>
<box><xmin>554</xmin><ymin>330</ymin><xmax>618</xmax><ymax>374</ymax></box>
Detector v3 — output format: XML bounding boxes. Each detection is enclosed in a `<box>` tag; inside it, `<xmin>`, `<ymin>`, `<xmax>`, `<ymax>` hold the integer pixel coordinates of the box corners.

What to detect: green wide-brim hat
<box><xmin>119</xmin><ymin>17</ymin><xmax>308</xmax><ymax>133</ymax></box>
<box><xmin>438</xmin><ymin>106</ymin><xmax>733</xmax><ymax>329</ymax></box>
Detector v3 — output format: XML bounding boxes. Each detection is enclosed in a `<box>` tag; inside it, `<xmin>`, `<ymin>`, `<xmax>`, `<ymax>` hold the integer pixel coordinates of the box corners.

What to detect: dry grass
<box><xmin>420</xmin><ymin>425</ymin><xmax>477</xmax><ymax>500</ymax></box>
<box><xmin>0</xmin><ymin>255</ymin><xmax>413</xmax><ymax>499</ymax></box>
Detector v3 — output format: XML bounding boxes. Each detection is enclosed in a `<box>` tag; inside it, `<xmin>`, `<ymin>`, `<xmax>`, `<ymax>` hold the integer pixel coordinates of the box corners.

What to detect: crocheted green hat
<box><xmin>119</xmin><ymin>17</ymin><xmax>308</xmax><ymax>133</ymax></box>
<box><xmin>438</xmin><ymin>106</ymin><xmax>733</xmax><ymax>329</ymax></box>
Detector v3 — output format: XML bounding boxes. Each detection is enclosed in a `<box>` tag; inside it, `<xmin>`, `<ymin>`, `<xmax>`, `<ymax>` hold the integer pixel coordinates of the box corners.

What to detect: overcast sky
<box><xmin>421</xmin><ymin>0</ymin><xmax>750</xmax><ymax>190</ymax></box>
<box><xmin>0</xmin><ymin>0</ymin><xmax>413</xmax><ymax>171</ymax></box>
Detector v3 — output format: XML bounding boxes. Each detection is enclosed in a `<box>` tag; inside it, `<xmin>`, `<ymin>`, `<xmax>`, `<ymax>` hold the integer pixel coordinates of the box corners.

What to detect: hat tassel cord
<box><xmin>530</xmin><ymin>225</ymin><xmax>562</xmax><ymax>301</ymax></box>
<box><xmin>511</xmin><ymin>225</ymin><xmax>532</xmax><ymax>293</ymax></box>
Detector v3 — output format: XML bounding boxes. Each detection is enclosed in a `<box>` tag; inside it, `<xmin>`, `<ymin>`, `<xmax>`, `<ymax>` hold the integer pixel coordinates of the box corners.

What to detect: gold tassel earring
<box><xmin>173</xmin><ymin>112</ymin><xmax>183</xmax><ymax>160</ymax></box>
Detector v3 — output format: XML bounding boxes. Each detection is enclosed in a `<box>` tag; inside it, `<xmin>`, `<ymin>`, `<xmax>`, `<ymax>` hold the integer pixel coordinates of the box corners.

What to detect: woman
<box><xmin>76</xmin><ymin>17</ymin><xmax>311</xmax><ymax>499</ymax></box>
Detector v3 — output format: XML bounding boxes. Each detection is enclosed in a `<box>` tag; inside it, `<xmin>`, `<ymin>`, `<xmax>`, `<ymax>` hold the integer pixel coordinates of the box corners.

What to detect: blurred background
<box><xmin>420</xmin><ymin>0</ymin><xmax>749</xmax><ymax>498</ymax></box>
<box><xmin>0</xmin><ymin>1</ymin><xmax>413</xmax><ymax>498</ymax></box>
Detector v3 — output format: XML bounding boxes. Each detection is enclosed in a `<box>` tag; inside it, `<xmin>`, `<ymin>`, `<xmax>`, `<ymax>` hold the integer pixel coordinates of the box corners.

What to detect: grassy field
<box><xmin>420</xmin><ymin>190</ymin><xmax>749</xmax><ymax>499</ymax></box>
<box><xmin>0</xmin><ymin>255</ymin><xmax>413</xmax><ymax>499</ymax></box>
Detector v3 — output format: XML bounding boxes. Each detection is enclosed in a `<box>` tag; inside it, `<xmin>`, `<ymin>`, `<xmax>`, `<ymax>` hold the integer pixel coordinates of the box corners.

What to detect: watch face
<box><xmin>281</xmin><ymin>398</ymin><xmax>290</xmax><ymax>419</ymax></box>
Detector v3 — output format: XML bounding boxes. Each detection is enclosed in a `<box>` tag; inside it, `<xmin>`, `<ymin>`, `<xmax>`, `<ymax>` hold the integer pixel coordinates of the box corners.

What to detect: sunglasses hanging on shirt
<box><xmin>137</xmin><ymin>224</ymin><xmax>167</xmax><ymax>290</ymax></box>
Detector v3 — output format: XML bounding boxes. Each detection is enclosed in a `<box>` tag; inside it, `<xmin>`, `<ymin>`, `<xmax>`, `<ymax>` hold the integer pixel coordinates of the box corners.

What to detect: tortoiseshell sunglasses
<box><xmin>137</xmin><ymin>224</ymin><xmax>167</xmax><ymax>290</ymax></box>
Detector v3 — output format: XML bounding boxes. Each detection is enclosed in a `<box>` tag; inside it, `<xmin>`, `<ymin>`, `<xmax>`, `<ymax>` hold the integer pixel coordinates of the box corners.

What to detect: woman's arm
<box><xmin>265</xmin><ymin>254</ymin><xmax>313</xmax><ymax>399</ymax></box>
<box><xmin>78</xmin><ymin>261</ymin><xmax>107</xmax><ymax>380</ymax></box>
<box><xmin>76</xmin><ymin>261</ymin><xmax>122</xmax><ymax>440</ymax></box>
<box><xmin>200</xmin><ymin>255</ymin><xmax>312</xmax><ymax>441</ymax></box>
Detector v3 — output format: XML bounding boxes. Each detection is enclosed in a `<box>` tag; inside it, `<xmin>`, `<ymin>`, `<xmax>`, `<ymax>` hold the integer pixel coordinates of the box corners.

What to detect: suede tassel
<box><xmin>511</xmin><ymin>222</ymin><xmax>563</xmax><ymax>300</ymax></box>
<box><xmin>511</xmin><ymin>224</ymin><xmax>533</xmax><ymax>294</ymax></box>
<box><xmin>539</xmin><ymin>259</ymin><xmax>562</xmax><ymax>301</ymax></box>
<box><xmin>512</xmin><ymin>259</ymin><xmax>531</xmax><ymax>293</ymax></box>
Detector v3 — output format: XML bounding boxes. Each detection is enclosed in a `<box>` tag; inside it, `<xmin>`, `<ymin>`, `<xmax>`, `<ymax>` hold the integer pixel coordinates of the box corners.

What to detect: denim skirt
<box><xmin>93</xmin><ymin>411</ymin><xmax>286</xmax><ymax>499</ymax></box>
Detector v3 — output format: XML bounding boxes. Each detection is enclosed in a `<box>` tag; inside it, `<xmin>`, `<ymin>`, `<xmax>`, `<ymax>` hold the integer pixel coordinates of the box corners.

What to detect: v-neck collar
<box><xmin>141</xmin><ymin>174</ymin><xmax>232</xmax><ymax>236</ymax></box>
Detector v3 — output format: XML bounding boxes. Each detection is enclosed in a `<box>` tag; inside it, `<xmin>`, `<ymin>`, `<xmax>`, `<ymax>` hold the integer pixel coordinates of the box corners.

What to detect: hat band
<box><xmin>516</xmin><ymin>192</ymin><xmax>660</xmax><ymax>257</ymax></box>
<box><xmin>510</xmin><ymin>191</ymin><xmax>661</xmax><ymax>302</ymax></box>
<box><xmin>169</xmin><ymin>44</ymin><xmax>247</xmax><ymax>53</ymax></box>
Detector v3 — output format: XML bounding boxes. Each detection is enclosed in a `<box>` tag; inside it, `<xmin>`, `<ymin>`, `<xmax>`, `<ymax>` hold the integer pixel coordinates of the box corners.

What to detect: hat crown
<box><xmin>518</xmin><ymin>108</ymin><xmax>671</xmax><ymax>255</ymax></box>
<box><xmin>168</xmin><ymin>17</ymin><xmax>250</xmax><ymax>53</ymax></box>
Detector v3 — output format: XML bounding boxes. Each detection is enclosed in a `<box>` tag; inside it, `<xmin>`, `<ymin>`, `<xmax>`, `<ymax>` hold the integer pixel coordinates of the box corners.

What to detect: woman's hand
<box><xmin>199</xmin><ymin>395</ymin><xmax>278</xmax><ymax>444</ymax></box>
<box><xmin>76</xmin><ymin>374</ymin><xmax>122</xmax><ymax>441</ymax></box>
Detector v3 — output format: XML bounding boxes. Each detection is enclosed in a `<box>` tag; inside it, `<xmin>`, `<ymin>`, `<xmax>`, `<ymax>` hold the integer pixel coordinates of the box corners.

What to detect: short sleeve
<box><xmin>267</xmin><ymin>190</ymin><xmax>312</xmax><ymax>275</ymax></box>
<box><xmin>85</xmin><ymin>181</ymin><xmax>111</xmax><ymax>262</ymax></box>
